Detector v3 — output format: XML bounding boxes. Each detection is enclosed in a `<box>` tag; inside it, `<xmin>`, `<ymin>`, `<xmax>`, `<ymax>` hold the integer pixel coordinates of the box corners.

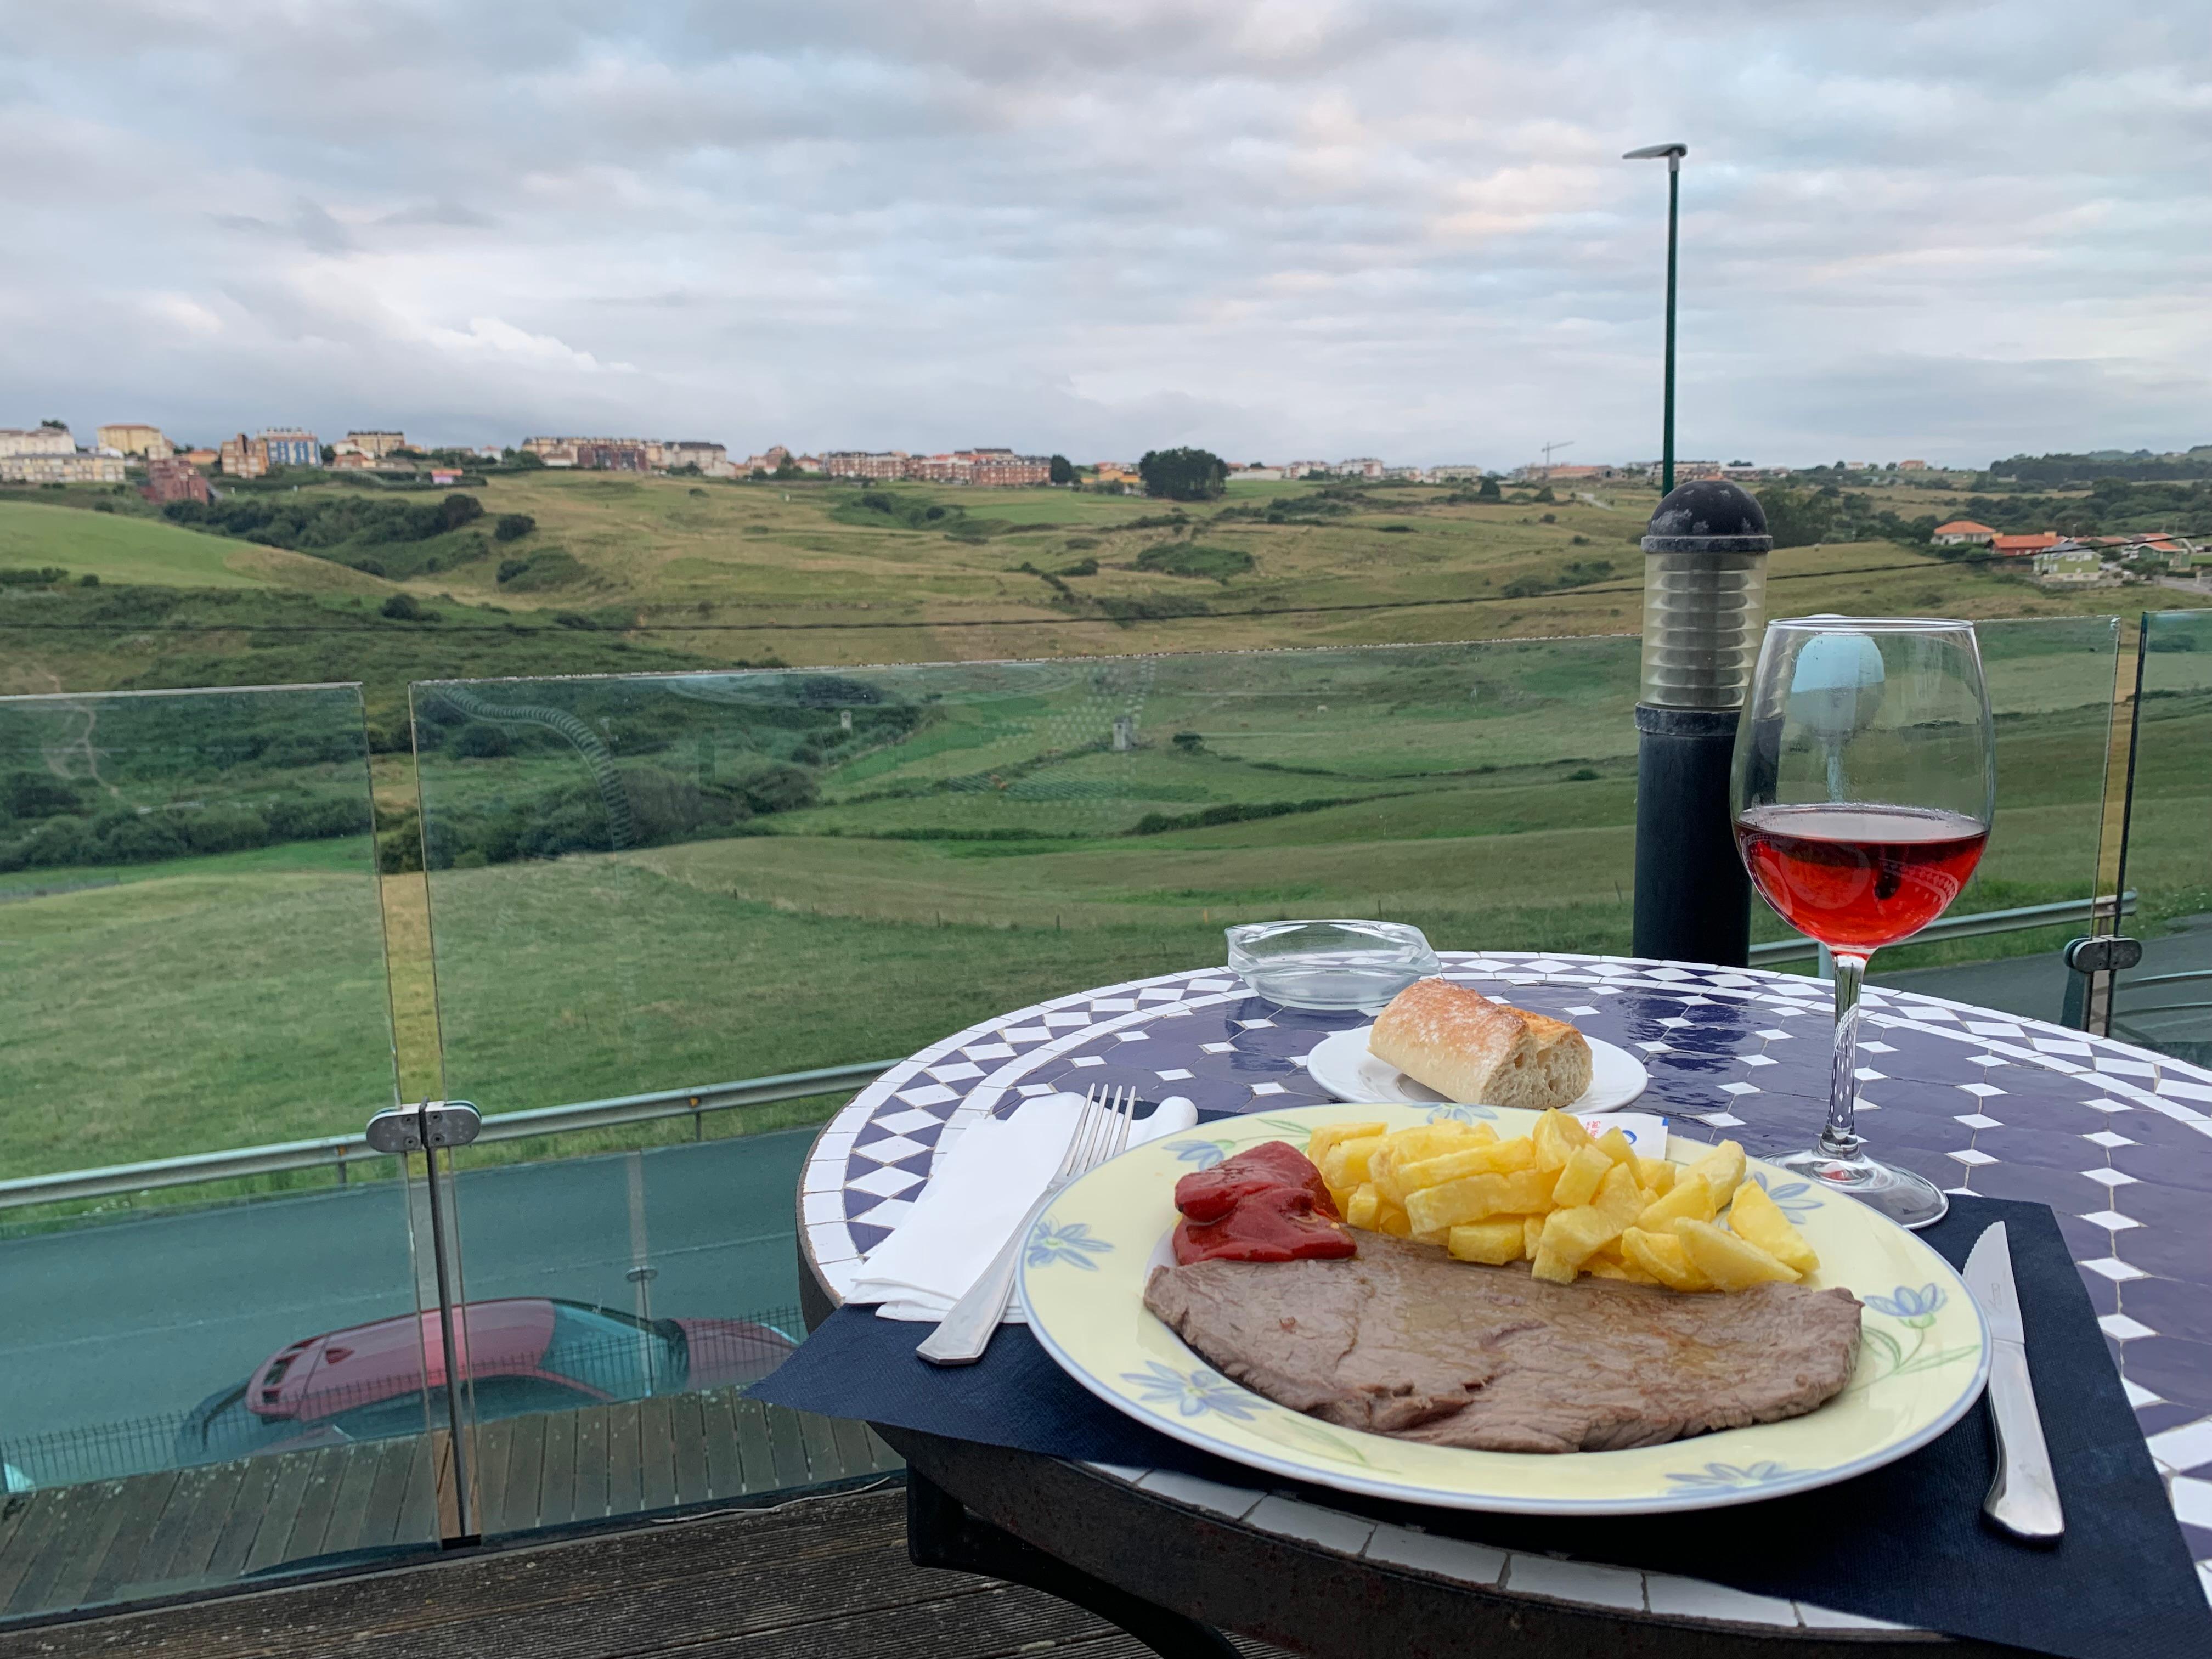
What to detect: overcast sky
<box><xmin>4</xmin><ymin>1</ymin><xmax>2206</xmax><ymax>467</ymax></box>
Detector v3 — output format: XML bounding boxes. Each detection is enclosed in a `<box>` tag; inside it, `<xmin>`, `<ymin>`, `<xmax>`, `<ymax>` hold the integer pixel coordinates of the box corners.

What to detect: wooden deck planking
<box><xmin>765</xmin><ymin>1401</ymin><xmax>814</xmax><ymax>1488</ymax></box>
<box><xmin>571</xmin><ymin>1401</ymin><xmax>610</xmax><ymax>1522</ymax></box>
<box><xmin>0</xmin><ymin>1395</ymin><xmax>904</xmax><ymax>1624</ymax></box>
<box><xmin>602</xmin><ymin>1400</ymin><xmax>645</xmax><ymax>1517</ymax></box>
<box><xmin>360</xmin><ymin>1436</ymin><xmax>426</xmax><ymax>1552</ymax></box>
<box><xmin>0</xmin><ymin>1486</ymin><xmax>75</xmax><ymax>1612</ymax></box>
<box><xmin>268</xmin><ymin>1447</ymin><xmax>346</xmax><ymax>1567</ymax></box>
<box><xmin>0</xmin><ymin>1488</ymin><xmax>1295</xmax><ymax>1659</ymax></box>
<box><xmin>470</xmin><ymin>1414</ymin><xmax>512</xmax><ymax>1536</ymax></box>
<box><xmin>131</xmin><ymin>1463</ymin><xmax>242</xmax><ymax>1589</ymax></box>
<box><xmin>701</xmin><ymin>1391</ymin><xmax>743</xmax><ymax>1496</ymax></box>
<box><xmin>638</xmin><ymin>1396</ymin><xmax>678</xmax><ymax>1513</ymax></box>
<box><xmin>662</xmin><ymin>1392</ymin><xmax>702</xmax><ymax>1508</ymax></box>
<box><xmin>8</xmin><ymin>1480</ymin><xmax>134</xmax><ymax>1616</ymax></box>
<box><xmin>315</xmin><ymin>1440</ymin><xmax>393</xmax><ymax>1559</ymax></box>
<box><xmin>537</xmin><ymin>1409</ymin><xmax>577</xmax><ymax>1528</ymax></box>
<box><xmin>238</xmin><ymin>1451</ymin><xmax>319</xmax><ymax>1578</ymax></box>
<box><xmin>39</xmin><ymin>1475</ymin><xmax>153</xmax><ymax>1612</ymax></box>
<box><xmin>199</xmin><ymin>1455</ymin><xmax>281</xmax><ymax>1584</ymax></box>
<box><xmin>498</xmin><ymin>1412</ymin><xmax>547</xmax><ymax>1535</ymax></box>
<box><xmin>727</xmin><ymin>1397</ymin><xmax>781</xmax><ymax>1494</ymax></box>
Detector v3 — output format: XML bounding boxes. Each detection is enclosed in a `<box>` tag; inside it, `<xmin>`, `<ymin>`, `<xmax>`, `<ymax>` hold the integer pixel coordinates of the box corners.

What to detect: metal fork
<box><xmin>917</xmin><ymin>1084</ymin><xmax>1138</xmax><ymax>1366</ymax></box>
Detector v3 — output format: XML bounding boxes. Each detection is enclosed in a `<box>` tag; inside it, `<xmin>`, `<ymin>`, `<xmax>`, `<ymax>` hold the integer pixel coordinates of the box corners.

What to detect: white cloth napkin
<box><xmin>850</xmin><ymin>1092</ymin><xmax>1199</xmax><ymax>1323</ymax></box>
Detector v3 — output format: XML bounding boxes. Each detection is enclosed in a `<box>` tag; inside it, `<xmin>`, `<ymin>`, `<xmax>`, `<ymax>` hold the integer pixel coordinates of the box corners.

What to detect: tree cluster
<box><xmin>1138</xmin><ymin>448</ymin><xmax>1228</xmax><ymax>501</ymax></box>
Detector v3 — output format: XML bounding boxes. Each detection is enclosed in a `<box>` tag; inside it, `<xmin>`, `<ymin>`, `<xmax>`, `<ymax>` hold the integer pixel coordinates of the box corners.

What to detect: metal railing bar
<box><xmin>1748</xmin><ymin>891</ymin><xmax>2137</xmax><ymax>965</ymax></box>
<box><xmin>0</xmin><ymin>1061</ymin><xmax>898</xmax><ymax>1212</ymax></box>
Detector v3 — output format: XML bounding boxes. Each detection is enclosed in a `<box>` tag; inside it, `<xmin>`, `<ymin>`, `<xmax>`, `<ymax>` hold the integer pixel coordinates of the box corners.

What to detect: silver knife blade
<box><xmin>1962</xmin><ymin>1221</ymin><xmax>2064</xmax><ymax>1542</ymax></box>
<box><xmin>1963</xmin><ymin>1221</ymin><xmax>2025</xmax><ymax>1345</ymax></box>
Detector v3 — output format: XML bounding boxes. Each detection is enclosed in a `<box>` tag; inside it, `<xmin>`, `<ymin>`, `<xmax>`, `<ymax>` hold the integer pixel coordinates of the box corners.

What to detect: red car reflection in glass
<box><xmin>177</xmin><ymin>1299</ymin><xmax>795</xmax><ymax>1465</ymax></box>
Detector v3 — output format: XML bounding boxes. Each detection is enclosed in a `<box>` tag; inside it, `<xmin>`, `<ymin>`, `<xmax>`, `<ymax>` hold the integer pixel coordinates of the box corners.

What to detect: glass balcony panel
<box><xmin>409</xmin><ymin>637</ymin><xmax>1648</xmax><ymax>1533</ymax></box>
<box><xmin>1861</xmin><ymin>615</ymin><xmax>2123</xmax><ymax>1019</ymax></box>
<box><xmin>2111</xmin><ymin>609</ymin><xmax>2212</xmax><ymax>1063</ymax></box>
<box><xmin>0</xmin><ymin>685</ymin><xmax>437</xmax><ymax>1616</ymax></box>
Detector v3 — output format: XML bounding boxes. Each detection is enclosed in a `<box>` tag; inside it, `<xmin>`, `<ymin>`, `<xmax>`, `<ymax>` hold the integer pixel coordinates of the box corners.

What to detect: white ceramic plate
<box><xmin>1020</xmin><ymin>1102</ymin><xmax>1989</xmax><ymax>1516</ymax></box>
<box><xmin>1305</xmin><ymin>1024</ymin><xmax>1649</xmax><ymax>1111</ymax></box>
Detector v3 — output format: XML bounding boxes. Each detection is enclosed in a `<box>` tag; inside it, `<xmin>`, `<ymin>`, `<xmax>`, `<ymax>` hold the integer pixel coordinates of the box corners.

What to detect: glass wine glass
<box><xmin>1731</xmin><ymin>617</ymin><xmax>1996</xmax><ymax>1229</ymax></box>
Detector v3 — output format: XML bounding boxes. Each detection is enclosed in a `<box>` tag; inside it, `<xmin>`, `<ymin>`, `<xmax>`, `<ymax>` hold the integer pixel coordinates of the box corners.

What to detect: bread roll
<box><xmin>1369</xmin><ymin>978</ymin><xmax>1593</xmax><ymax>1111</ymax></box>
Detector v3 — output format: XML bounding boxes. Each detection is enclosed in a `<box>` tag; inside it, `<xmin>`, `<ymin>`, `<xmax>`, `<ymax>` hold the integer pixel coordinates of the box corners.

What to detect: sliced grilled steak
<box><xmin>1143</xmin><ymin>1234</ymin><xmax>1862</xmax><ymax>1453</ymax></box>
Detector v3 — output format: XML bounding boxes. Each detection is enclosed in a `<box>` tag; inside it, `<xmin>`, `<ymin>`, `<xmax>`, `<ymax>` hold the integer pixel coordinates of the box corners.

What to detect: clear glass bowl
<box><xmin>1224</xmin><ymin>919</ymin><xmax>1440</xmax><ymax>1012</ymax></box>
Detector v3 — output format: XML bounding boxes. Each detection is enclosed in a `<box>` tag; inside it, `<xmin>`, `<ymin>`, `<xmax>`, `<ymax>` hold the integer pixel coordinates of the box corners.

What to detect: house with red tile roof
<box><xmin>1991</xmin><ymin>532</ymin><xmax>2062</xmax><ymax>556</ymax></box>
<box><xmin>1931</xmin><ymin>520</ymin><xmax>1996</xmax><ymax>546</ymax></box>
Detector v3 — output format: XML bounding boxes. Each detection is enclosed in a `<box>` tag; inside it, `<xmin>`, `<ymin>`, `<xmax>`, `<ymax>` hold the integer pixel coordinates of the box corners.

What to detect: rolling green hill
<box><xmin>0</xmin><ymin>500</ymin><xmax>381</xmax><ymax>592</ymax></box>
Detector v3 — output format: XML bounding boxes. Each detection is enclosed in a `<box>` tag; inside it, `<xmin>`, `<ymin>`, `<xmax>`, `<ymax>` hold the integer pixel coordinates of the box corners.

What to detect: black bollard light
<box><xmin>1632</xmin><ymin>479</ymin><xmax>1774</xmax><ymax>966</ymax></box>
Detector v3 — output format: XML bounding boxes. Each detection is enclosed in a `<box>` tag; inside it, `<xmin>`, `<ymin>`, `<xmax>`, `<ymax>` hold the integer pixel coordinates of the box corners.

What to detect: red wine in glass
<box><xmin>1730</xmin><ymin>617</ymin><xmax>1997</xmax><ymax>1229</ymax></box>
<box><xmin>1735</xmin><ymin>804</ymin><xmax>1990</xmax><ymax>952</ymax></box>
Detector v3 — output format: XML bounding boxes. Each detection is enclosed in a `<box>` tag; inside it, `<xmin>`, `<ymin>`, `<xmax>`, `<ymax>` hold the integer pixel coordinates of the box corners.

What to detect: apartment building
<box><xmin>98</xmin><ymin>424</ymin><xmax>174</xmax><ymax>460</ymax></box>
<box><xmin>335</xmin><ymin>431</ymin><xmax>408</xmax><ymax>459</ymax></box>
<box><xmin>0</xmin><ymin>426</ymin><xmax>77</xmax><ymax>459</ymax></box>
<box><xmin>258</xmin><ymin>429</ymin><xmax>321</xmax><ymax>468</ymax></box>
<box><xmin>523</xmin><ymin>435</ymin><xmax>650</xmax><ymax>471</ymax></box>
<box><xmin>140</xmin><ymin>456</ymin><xmax>211</xmax><ymax>505</ymax></box>
<box><xmin>0</xmin><ymin>450</ymin><xmax>127</xmax><ymax>484</ymax></box>
<box><xmin>218</xmin><ymin>434</ymin><xmax>267</xmax><ymax>478</ymax></box>
<box><xmin>964</xmin><ymin>449</ymin><xmax>1051</xmax><ymax>487</ymax></box>
<box><xmin>823</xmin><ymin>452</ymin><xmax>909</xmax><ymax>481</ymax></box>
<box><xmin>659</xmin><ymin>440</ymin><xmax>730</xmax><ymax>475</ymax></box>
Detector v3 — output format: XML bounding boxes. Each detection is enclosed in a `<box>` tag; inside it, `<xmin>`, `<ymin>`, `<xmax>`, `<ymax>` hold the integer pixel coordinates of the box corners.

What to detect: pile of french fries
<box><xmin>1305</xmin><ymin>1111</ymin><xmax>1819</xmax><ymax>1293</ymax></box>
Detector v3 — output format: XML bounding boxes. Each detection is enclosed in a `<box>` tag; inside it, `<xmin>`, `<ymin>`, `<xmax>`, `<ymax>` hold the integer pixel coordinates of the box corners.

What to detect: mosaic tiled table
<box><xmin>798</xmin><ymin>952</ymin><xmax>2212</xmax><ymax>1635</ymax></box>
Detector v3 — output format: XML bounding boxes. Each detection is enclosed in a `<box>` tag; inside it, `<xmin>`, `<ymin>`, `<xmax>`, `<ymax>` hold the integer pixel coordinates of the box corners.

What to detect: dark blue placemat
<box><xmin>752</xmin><ymin>1196</ymin><xmax>2209</xmax><ymax>1659</ymax></box>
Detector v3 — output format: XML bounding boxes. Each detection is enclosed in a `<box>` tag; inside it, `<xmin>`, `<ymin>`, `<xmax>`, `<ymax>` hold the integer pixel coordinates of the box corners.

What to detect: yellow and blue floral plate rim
<box><xmin>1019</xmin><ymin>1101</ymin><xmax>1990</xmax><ymax>1515</ymax></box>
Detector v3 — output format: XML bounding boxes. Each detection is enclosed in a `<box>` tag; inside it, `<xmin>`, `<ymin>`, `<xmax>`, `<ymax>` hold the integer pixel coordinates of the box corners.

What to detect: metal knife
<box><xmin>1962</xmin><ymin>1222</ymin><xmax>2064</xmax><ymax>1542</ymax></box>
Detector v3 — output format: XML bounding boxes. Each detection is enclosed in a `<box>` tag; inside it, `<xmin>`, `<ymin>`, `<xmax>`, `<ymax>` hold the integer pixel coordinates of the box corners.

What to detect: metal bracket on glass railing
<box><xmin>2061</xmin><ymin>936</ymin><xmax>2143</xmax><ymax>1035</ymax></box>
<box><xmin>365</xmin><ymin>1099</ymin><xmax>482</xmax><ymax>1154</ymax></box>
<box><xmin>365</xmin><ymin>1099</ymin><xmax>482</xmax><ymax>1543</ymax></box>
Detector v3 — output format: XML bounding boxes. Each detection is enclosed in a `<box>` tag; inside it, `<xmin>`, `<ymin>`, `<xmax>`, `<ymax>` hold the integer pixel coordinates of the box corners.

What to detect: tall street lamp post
<box><xmin>1623</xmin><ymin>143</ymin><xmax>1687</xmax><ymax>494</ymax></box>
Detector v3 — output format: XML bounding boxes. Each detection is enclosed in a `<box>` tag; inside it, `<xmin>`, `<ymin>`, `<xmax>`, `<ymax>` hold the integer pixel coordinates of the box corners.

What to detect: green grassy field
<box><xmin>0</xmin><ymin>471</ymin><xmax>2202</xmax><ymax>1203</ymax></box>
<box><xmin>0</xmin><ymin>501</ymin><xmax>378</xmax><ymax>592</ymax></box>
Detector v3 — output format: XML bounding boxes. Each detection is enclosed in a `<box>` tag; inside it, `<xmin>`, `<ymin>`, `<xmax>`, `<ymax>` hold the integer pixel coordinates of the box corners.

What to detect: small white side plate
<box><xmin>1304</xmin><ymin>1025</ymin><xmax>1649</xmax><ymax>1112</ymax></box>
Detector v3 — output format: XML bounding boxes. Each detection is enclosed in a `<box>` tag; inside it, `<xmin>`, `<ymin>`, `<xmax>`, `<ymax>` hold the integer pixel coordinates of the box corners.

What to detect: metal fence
<box><xmin>0</xmin><ymin>891</ymin><xmax>2137</xmax><ymax>1216</ymax></box>
<box><xmin>0</xmin><ymin>1308</ymin><xmax>804</xmax><ymax>1491</ymax></box>
<box><xmin>0</xmin><ymin>1062</ymin><xmax>895</xmax><ymax>1212</ymax></box>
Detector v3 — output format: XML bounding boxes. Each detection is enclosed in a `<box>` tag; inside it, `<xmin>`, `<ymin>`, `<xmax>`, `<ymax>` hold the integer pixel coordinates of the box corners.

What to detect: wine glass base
<box><xmin>1770</xmin><ymin>1148</ymin><xmax>1950</xmax><ymax>1231</ymax></box>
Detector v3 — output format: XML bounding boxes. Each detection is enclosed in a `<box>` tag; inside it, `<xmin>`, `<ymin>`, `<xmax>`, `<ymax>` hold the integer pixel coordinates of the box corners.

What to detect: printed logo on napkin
<box><xmin>1578</xmin><ymin>1111</ymin><xmax>1669</xmax><ymax>1154</ymax></box>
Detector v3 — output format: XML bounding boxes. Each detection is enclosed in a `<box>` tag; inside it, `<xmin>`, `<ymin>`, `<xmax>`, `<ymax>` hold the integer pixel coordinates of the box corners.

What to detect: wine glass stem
<box><xmin>1822</xmin><ymin>952</ymin><xmax>1871</xmax><ymax>1158</ymax></box>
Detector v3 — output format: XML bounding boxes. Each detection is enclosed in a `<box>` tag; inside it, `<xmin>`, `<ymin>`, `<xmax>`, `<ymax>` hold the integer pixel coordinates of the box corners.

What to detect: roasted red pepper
<box><xmin>1171</xmin><ymin>1142</ymin><xmax>1357</xmax><ymax>1265</ymax></box>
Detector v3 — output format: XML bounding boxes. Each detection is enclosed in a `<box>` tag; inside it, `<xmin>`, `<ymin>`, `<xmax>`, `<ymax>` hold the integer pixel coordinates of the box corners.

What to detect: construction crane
<box><xmin>1539</xmin><ymin>440</ymin><xmax>1575</xmax><ymax>475</ymax></box>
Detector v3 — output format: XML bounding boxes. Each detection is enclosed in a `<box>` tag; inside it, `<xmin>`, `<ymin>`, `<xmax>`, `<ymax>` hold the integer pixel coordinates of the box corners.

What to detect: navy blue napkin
<box><xmin>752</xmin><ymin>1195</ymin><xmax>2209</xmax><ymax>1659</ymax></box>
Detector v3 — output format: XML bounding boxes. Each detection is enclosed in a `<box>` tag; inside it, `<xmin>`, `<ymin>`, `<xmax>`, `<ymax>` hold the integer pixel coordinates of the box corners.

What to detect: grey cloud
<box><xmin>379</xmin><ymin>199</ymin><xmax>500</xmax><ymax>229</ymax></box>
<box><xmin>3</xmin><ymin>1</ymin><xmax>2207</xmax><ymax>464</ymax></box>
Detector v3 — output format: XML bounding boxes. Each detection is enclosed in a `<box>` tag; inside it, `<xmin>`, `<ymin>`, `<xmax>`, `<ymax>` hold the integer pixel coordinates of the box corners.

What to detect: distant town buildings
<box><xmin>258</xmin><ymin>429</ymin><xmax>321</xmax><ymax>468</ymax></box>
<box><xmin>823</xmin><ymin>451</ymin><xmax>907</xmax><ymax>481</ymax></box>
<box><xmin>658</xmin><ymin>441</ymin><xmax>729</xmax><ymax>473</ymax></box>
<box><xmin>820</xmin><ymin>448</ymin><xmax>1049</xmax><ymax>486</ymax></box>
<box><xmin>335</xmin><ymin>431</ymin><xmax>407</xmax><ymax>459</ymax></box>
<box><xmin>217</xmin><ymin>434</ymin><xmax>266</xmax><ymax>478</ymax></box>
<box><xmin>1</xmin><ymin>450</ymin><xmax>126</xmax><ymax>484</ymax></box>
<box><xmin>0</xmin><ymin>426</ymin><xmax>77</xmax><ymax>459</ymax></box>
<box><xmin>0</xmin><ymin>425</ymin><xmax>127</xmax><ymax>483</ymax></box>
<box><xmin>97</xmin><ymin>424</ymin><xmax>173</xmax><ymax>460</ymax></box>
<box><xmin>140</xmin><ymin>455</ymin><xmax>211</xmax><ymax>506</ymax></box>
